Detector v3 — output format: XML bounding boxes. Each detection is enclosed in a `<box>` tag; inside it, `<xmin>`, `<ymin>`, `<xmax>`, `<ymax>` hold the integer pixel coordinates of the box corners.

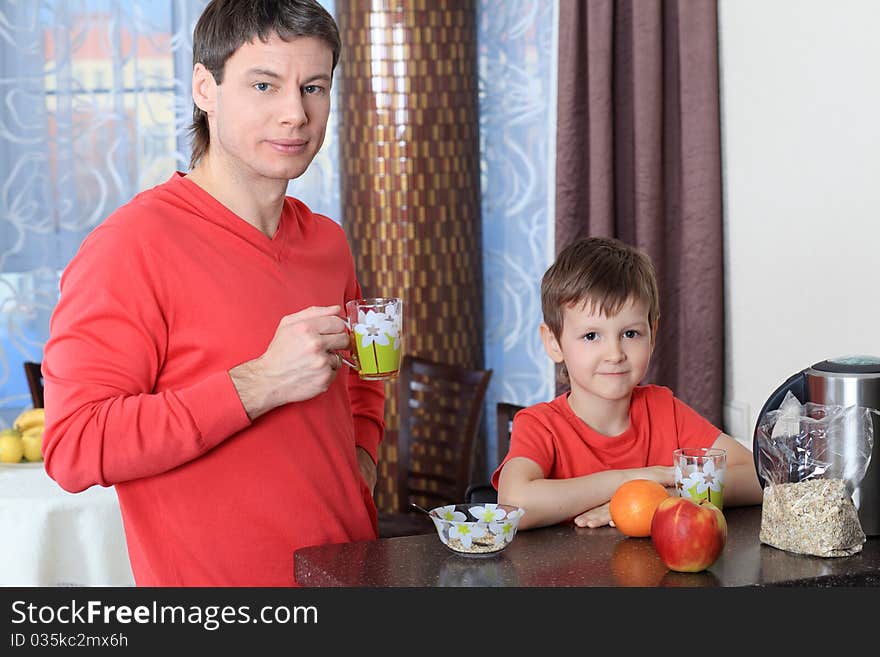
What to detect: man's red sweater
<box><xmin>42</xmin><ymin>173</ymin><xmax>385</xmax><ymax>586</ymax></box>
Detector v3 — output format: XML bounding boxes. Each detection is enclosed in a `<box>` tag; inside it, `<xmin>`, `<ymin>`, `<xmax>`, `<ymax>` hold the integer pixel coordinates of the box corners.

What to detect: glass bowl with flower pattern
<box><xmin>428</xmin><ymin>503</ymin><xmax>525</xmax><ymax>557</ymax></box>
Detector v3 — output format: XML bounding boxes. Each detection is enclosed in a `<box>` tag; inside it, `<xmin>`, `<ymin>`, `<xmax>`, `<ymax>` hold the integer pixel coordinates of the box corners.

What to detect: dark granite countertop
<box><xmin>295</xmin><ymin>506</ymin><xmax>880</xmax><ymax>587</ymax></box>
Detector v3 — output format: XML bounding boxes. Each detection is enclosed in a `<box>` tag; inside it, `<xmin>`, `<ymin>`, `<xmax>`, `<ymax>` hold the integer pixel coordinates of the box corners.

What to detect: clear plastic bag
<box><xmin>754</xmin><ymin>391</ymin><xmax>876</xmax><ymax>557</ymax></box>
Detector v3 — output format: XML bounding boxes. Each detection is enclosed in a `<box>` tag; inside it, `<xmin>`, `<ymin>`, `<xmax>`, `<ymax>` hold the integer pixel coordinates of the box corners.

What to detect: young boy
<box><xmin>493</xmin><ymin>237</ymin><xmax>763</xmax><ymax>530</ymax></box>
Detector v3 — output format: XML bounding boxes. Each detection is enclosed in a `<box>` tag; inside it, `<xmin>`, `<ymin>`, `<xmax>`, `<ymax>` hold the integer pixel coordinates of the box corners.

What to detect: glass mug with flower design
<box><xmin>673</xmin><ymin>447</ymin><xmax>727</xmax><ymax>510</ymax></box>
<box><xmin>337</xmin><ymin>297</ymin><xmax>403</xmax><ymax>380</ymax></box>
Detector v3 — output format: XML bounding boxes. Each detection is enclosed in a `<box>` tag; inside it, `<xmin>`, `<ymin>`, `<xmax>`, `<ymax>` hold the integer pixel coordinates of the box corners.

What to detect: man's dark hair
<box><xmin>188</xmin><ymin>0</ymin><xmax>341</xmax><ymax>169</ymax></box>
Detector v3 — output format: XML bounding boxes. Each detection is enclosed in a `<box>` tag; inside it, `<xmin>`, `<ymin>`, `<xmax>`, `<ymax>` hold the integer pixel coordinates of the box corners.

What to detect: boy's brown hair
<box><xmin>541</xmin><ymin>236</ymin><xmax>660</xmax><ymax>340</ymax></box>
<box><xmin>189</xmin><ymin>0</ymin><xmax>341</xmax><ymax>169</ymax></box>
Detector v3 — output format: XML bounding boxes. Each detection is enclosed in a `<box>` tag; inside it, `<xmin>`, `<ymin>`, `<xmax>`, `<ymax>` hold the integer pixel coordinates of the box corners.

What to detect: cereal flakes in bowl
<box><xmin>428</xmin><ymin>503</ymin><xmax>525</xmax><ymax>557</ymax></box>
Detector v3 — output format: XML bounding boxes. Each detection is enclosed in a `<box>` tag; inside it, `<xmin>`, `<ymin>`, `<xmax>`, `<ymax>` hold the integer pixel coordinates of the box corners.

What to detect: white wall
<box><xmin>719</xmin><ymin>0</ymin><xmax>880</xmax><ymax>444</ymax></box>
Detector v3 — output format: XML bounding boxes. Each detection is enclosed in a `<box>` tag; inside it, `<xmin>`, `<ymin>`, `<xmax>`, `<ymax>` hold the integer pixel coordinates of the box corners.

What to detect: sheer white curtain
<box><xmin>0</xmin><ymin>0</ymin><xmax>207</xmax><ymax>418</ymax></box>
<box><xmin>0</xmin><ymin>0</ymin><xmax>346</xmax><ymax>421</ymax></box>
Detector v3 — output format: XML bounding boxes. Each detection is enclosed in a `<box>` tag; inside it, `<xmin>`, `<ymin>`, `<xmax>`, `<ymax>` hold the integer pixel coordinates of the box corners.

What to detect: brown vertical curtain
<box><xmin>336</xmin><ymin>1</ymin><xmax>485</xmax><ymax>512</ymax></box>
<box><xmin>556</xmin><ymin>0</ymin><xmax>724</xmax><ymax>425</ymax></box>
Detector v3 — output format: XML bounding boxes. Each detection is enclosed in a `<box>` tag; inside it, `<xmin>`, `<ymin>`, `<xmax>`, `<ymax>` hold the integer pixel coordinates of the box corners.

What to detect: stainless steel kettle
<box><xmin>752</xmin><ymin>355</ymin><xmax>880</xmax><ymax>535</ymax></box>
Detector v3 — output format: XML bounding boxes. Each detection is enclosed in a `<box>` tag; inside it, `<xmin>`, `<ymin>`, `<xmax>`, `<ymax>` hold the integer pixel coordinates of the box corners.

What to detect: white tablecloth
<box><xmin>0</xmin><ymin>463</ymin><xmax>135</xmax><ymax>586</ymax></box>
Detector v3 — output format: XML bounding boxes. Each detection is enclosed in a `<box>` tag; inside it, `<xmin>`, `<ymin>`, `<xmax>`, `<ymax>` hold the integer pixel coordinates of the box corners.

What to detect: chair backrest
<box><xmin>23</xmin><ymin>361</ymin><xmax>44</xmax><ymax>409</ymax></box>
<box><xmin>396</xmin><ymin>354</ymin><xmax>492</xmax><ymax>512</ymax></box>
<box><xmin>496</xmin><ymin>401</ymin><xmax>525</xmax><ymax>467</ymax></box>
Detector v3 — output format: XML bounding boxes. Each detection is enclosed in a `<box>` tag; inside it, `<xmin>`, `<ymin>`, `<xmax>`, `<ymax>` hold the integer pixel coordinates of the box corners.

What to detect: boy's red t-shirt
<box><xmin>491</xmin><ymin>384</ymin><xmax>721</xmax><ymax>488</ymax></box>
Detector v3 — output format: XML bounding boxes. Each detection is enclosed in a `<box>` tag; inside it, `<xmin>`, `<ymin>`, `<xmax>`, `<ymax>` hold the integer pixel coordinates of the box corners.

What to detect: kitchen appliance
<box><xmin>753</xmin><ymin>355</ymin><xmax>880</xmax><ymax>536</ymax></box>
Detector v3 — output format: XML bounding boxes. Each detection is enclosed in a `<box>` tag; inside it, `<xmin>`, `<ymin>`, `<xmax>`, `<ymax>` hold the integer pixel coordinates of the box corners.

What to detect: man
<box><xmin>42</xmin><ymin>0</ymin><xmax>385</xmax><ymax>586</ymax></box>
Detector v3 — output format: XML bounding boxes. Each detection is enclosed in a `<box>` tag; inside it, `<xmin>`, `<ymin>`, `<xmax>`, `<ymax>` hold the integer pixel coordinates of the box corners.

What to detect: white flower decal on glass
<box><xmin>430</xmin><ymin>517</ymin><xmax>450</xmax><ymax>544</ymax></box>
<box><xmin>692</xmin><ymin>458</ymin><xmax>724</xmax><ymax>496</ymax></box>
<box><xmin>504</xmin><ymin>507</ymin><xmax>525</xmax><ymax>521</ymax></box>
<box><xmin>385</xmin><ymin>307</ymin><xmax>402</xmax><ymax>350</ymax></box>
<box><xmin>489</xmin><ymin>520</ymin><xmax>516</xmax><ymax>546</ymax></box>
<box><xmin>678</xmin><ymin>460</ymin><xmax>724</xmax><ymax>500</ymax></box>
<box><xmin>468</xmin><ymin>503</ymin><xmax>507</xmax><ymax>523</ymax></box>
<box><xmin>433</xmin><ymin>505</ymin><xmax>467</xmax><ymax>522</ymax></box>
<box><xmin>448</xmin><ymin>522</ymin><xmax>487</xmax><ymax>549</ymax></box>
<box><xmin>354</xmin><ymin>309</ymin><xmax>394</xmax><ymax>349</ymax></box>
<box><xmin>674</xmin><ymin>464</ymin><xmax>685</xmax><ymax>494</ymax></box>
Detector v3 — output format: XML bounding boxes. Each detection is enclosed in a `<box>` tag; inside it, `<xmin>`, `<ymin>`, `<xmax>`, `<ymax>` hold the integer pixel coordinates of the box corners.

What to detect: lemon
<box><xmin>22</xmin><ymin>427</ymin><xmax>44</xmax><ymax>462</ymax></box>
<box><xmin>0</xmin><ymin>432</ymin><xmax>25</xmax><ymax>463</ymax></box>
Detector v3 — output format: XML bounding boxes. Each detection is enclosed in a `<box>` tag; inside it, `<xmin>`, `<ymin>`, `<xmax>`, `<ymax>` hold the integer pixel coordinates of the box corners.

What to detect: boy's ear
<box><xmin>540</xmin><ymin>323</ymin><xmax>565</xmax><ymax>364</ymax></box>
<box><xmin>192</xmin><ymin>63</ymin><xmax>217</xmax><ymax>115</ymax></box>
<box><xmin>650</xmin><ymin>317</ymin><xmax>660</xmax><ymax>350</ymax></box>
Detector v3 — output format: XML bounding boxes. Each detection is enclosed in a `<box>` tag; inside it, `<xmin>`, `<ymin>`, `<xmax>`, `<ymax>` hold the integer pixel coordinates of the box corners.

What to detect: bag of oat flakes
<box><xmin>754</xmin><ymin>392</ymin><xmax>875</xmax><ymax>557</ymax></box>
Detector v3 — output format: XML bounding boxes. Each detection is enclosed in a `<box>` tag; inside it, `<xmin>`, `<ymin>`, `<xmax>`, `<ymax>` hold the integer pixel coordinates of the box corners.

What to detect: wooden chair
<box><xmin>495</xmin><ymin>401</ymin><xmax>525</xmax><ymax>466</ymax></box>
<box><xmin>377</xmin><ymin>355</ymin><xmax>492</xmax><ymax>538</ymax></box>
<box><xmin>23</xmin><ymin>361</ymin><xmax>44</xmax><ymax>408</ymax></box>
<box><xmin>464</xmin><ymin>401</ymin><xmax>526</xmax><ymax>504</ymax></box>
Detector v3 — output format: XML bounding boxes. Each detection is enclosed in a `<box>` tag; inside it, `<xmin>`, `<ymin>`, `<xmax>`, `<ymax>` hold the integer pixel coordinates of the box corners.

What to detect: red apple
<box><xmin>650</xmin><ymin>497</ymin><xmax>727</xmax><ymax>572</ymax></box>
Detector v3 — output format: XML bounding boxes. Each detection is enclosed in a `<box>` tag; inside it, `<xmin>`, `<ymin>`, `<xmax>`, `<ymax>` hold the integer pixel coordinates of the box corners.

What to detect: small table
<box><xmin>295</xmin><ymin>506</ymin><xmax>880</xmax><ymax>587</ymax></box>
<box><xmin>0</xmin><ymin>463</ymin><xmax>135</xmax><ymax>586</ymax></box>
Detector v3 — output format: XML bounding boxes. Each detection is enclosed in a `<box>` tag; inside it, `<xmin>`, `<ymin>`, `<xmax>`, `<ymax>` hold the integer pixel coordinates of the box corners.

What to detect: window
<box><xmin>0</xmin><ymin>1</ymin><xmax>203</xmax><ymax>419</ymax></box>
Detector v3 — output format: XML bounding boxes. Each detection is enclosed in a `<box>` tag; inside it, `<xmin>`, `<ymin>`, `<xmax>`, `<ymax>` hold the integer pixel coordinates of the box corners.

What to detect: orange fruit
<box><xmin>609</xmin><ymin>479</ymin><xmax>670</xmax><ymax>537</ymax></box>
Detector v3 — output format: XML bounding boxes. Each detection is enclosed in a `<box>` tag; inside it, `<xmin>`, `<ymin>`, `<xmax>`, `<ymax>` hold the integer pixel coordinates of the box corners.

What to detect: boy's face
<box><xmin>192</xmin><ymin>33</ymin><xmax>333</xmax><ymax>182</ymax></box>
<box><xmin>540</xmin><ymin>297</ymin><xmax>656</xmax><ymax>404</ymax></box>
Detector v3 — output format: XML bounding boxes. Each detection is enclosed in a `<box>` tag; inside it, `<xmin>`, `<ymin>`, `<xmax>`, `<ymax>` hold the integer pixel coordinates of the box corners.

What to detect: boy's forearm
<box><xmin>711</xmin><ymin>434</ymin><xmax>764</xmax><ymax>507</ymax></box>
<box><xmin>722</xmin><ymin>463</ymin><xmax>764</xmax><ymax>507</ymax></box>
<box><xmin>502</xmin><ymin>469</ymin><xmax>630</xmax><ymax>530</ymax></box>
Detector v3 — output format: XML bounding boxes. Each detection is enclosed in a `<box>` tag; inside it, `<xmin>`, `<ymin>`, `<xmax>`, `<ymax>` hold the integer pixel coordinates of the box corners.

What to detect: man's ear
<box><xmin>191</xmin><ymin>63</ymin><xmax>217</xmax><ymax>114</ymax></box>
<box><xmin>540</xmin><ymin>323</ymin><xmax>565</xmax><ymax>364</ymax></box>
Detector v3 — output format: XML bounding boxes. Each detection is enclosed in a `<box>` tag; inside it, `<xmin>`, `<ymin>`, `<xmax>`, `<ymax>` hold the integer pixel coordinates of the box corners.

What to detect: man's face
<box><xmin>542</xmin><ymin>297</ymin><xmax>655</xmax><ymax>404</ymax></box>
<box><xmin>194</xmin><ymin>33</ymin><xmax>333</xmax><ymax>182</ymax></box>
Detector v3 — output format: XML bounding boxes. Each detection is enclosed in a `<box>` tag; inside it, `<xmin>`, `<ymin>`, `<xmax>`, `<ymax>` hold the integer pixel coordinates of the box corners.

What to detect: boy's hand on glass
<box><xmin>573</xmin><ymin>502</ymin><xmax>614</xmax><ymax>528</ymax></box>
<box><xmin>638</xmin><ymin>465</ymin><xmax>675</xmax><ymax>488</ymax></box>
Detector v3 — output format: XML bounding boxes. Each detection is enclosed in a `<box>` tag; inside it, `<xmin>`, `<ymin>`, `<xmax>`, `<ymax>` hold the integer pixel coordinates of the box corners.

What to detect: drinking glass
<box><xmin>673</xmin><ymin>447</ymin><xmax>727</xmax><ymax>509</ymax></box>
<box><xmin>338</xmin><ymin>297</ymin><xmax>403</xmax><ymax>380</ymax></box>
